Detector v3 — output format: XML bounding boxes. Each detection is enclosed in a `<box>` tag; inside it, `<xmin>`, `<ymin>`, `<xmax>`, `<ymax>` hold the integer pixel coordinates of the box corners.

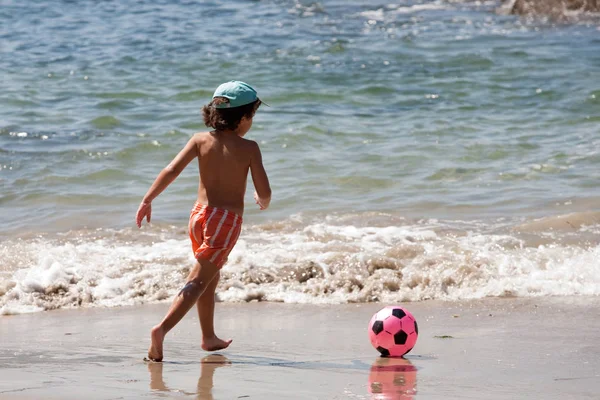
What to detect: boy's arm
<box><xmin>136</xmin><ymin>135</ymin><xmax>199</xmax><ymax>227</ymax></box>
<box><xmin>249</xmin><ymin>141</ymin><xmax>271</xmax><ymax>210</ymax></box>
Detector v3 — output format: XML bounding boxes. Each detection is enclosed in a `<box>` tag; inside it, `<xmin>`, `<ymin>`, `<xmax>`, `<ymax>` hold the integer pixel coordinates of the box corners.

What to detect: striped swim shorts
<box><xmin>188</xmin><ymin>203</ymin><xmax>243</xmax><ymax>269</ymax></box>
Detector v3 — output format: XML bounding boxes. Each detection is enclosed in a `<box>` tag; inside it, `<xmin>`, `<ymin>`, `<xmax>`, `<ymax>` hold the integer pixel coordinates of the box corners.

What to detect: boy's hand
<box><xmin>254</xmin><ymin>191</ymin><xmax>267</xmax><ymax>210</ymax></box>
<box><xmin>136</xmin><ymin>201</ymin><xmax>152</xmax><ymax>227</ymax></box>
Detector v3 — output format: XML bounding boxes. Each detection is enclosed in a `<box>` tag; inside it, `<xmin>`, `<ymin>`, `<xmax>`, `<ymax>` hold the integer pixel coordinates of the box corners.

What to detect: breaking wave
<box><xmin>2</xmin><ymin>212</ymin><xmax>599</xmax><ymax>315</ymax></box>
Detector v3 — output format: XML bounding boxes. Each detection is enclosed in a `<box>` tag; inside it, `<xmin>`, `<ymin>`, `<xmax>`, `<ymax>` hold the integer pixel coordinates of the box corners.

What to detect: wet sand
<box><xmin>1</xmin><ymin>297</ymin><xmax>599</xmax><ymax>399</ymax></box>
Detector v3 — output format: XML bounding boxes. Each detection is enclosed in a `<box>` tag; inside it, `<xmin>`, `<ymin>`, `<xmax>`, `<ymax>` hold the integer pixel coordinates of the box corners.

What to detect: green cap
<box><xmin>212</xmin><ymin>81</ymin><xmax>261</xmax><ymax>109</ymax></box>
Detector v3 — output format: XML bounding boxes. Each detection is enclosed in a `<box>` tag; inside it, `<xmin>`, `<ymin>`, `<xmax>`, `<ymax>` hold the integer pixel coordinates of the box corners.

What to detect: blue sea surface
<box><xmin>1</xmin><ymin>1</ymin><xmax>599</xmax><ymax>312</ymax></box>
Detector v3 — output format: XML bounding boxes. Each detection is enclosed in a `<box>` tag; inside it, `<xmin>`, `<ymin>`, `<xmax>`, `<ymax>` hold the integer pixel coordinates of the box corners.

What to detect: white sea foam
<box><xmin>391</xmin><ymin>3</ymin><xmax>449</xmax><ymax>14</ymax></box>
<box><xmin>1</xmin><ymin>214</ymin><xmax>599</xmax><ymax>315</ymax></box>
<box><xmin>358</xmin><ymin>3</ymin><xmax>449</xmax><ymax>21</ymax></box>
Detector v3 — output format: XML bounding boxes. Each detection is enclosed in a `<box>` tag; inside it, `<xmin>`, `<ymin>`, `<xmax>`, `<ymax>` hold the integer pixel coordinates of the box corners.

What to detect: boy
<box><xmin>136</xmin><ymin>81</ymin><xmax>271</xmax><ymax>362</ymax></box>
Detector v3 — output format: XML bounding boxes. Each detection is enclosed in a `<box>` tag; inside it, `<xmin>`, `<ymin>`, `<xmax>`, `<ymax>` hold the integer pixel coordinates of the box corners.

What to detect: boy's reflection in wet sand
<box><xmin>147</xmin><ymin>354</ymin><xmax>417</xmax><ymax>399</ymax></box>
<box><xmin>147</xmin><ymin>354</ymin><xmax>231</xmax><ymax>399</ymax></box>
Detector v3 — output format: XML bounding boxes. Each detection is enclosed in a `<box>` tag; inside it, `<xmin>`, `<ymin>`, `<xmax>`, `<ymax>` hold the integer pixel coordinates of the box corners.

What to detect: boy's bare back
<box><xmin>194</xmin><ymin>131</ymin><xmax>268</xmax><ymax>216</ymax></box>
<box><xmin>135</xmin><ymin>83</ymin><xmax>270</xmax><ymax>230</ymax></box>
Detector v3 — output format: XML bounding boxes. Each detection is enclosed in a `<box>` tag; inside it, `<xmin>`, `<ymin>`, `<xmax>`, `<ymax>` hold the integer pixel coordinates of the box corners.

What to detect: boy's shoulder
<box><xmin>242</xmin><ymin>138</ymin><xmax>261</xmax><ymax>155</ymax></box>
<box><xmin>241</xmin><ymin>137</ymin><xmax>259</xmax><ymax>146</ymax></box>
<box><xmin>192</xmin><ymin>131</ymin><xmax>211</xmax><ymax>140</ymax></box>
<box><xmin>190</xmin><ymin>131</ymin><xmax>214</xmax><ymax>146</ymax></box>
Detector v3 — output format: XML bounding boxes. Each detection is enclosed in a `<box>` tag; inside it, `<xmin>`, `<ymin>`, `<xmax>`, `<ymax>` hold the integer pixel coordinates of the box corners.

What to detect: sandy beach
<box><xmin>1</xmin><ymin>297</ymin><xmax>599</xmax><ymax>399</ymax></box>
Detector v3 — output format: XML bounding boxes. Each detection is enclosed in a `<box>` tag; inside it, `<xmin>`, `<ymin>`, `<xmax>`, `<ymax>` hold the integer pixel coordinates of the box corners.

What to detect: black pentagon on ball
<box><xmin>394</xmin><ymin>330</ymin><xmax>408</xmax><ymax>345</ymax></box>
<box><xmin>376</xmin><ymin>346</ymin><xmax>390</xmax><ymax>357</ymax></box>
<box><xmin>414</xmin><ymin>320</ymin><xmax>419</xmax><ymax>335</ymax></box>
<box><xmin>392</xmin><ymin>308</ymin><xmax>406</xmax><ymax>319</ymax></box>
<box><xmin>372</xmin><ymin>320</ymin><xmax>384</xmax><ymax>335</ymax></box>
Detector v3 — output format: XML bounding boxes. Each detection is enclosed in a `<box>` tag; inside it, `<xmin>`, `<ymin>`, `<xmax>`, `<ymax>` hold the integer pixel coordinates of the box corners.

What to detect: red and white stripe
<box><xmin>210</xmin><ymin>213</ymin><xmax>240</xmax><ymax>263</ymax></box>
<box><xmin>194</xmin><ymin>207</ymin><xmax>218</xmax><ymax>258</ymax></box>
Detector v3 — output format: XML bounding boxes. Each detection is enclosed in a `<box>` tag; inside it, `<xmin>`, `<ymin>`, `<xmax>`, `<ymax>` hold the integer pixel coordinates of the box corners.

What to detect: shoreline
<box><xmin>3</xmin><ymin>211</ymin><xmax>600</xmax><ymax>316</ymax></box>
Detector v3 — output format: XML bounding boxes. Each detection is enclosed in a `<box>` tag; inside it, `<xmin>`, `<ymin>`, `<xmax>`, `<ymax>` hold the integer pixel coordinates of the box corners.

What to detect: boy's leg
<box><xmin>196</xmin><ymin>271</ymin><xmax>232</xmax><ymax>351</ymax></box>
<box><xmin>197</xmin><ymin>355</ymin><xmax>231</xmax><ymax>400</ymax></box>
<box><xmin>147</xmin><ymin>361</ymin><xmax>168</xmax><ymax>391</ymax></box>
<box><xmin>148</xmin><ymin>258</ymin><xmax>220</xmax><ymax>361</ymax></box>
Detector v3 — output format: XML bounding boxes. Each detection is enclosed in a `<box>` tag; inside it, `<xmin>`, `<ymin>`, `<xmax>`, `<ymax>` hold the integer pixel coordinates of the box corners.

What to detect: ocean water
<box><xmin>1</xmin><ymin>0</ymin><xmax>600</xmax><ymax>314</ymax></box>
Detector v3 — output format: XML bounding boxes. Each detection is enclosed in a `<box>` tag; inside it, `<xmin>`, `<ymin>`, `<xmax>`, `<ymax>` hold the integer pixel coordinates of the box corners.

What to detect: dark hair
<box><xmin>202</xmin><ymin>97</ymin><xmax>261</xmax><ymax>131</ymax></box>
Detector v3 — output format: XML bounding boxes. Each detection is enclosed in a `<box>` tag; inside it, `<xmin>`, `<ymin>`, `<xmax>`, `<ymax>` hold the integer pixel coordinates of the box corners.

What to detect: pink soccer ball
<box><xmin>368</xmin><ymin>306</ymin><xmax>418</xmax><ymax>357</ymax></box>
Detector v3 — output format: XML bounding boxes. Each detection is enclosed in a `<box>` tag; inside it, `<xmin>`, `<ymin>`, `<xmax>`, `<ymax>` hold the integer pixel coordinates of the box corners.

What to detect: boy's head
<box><xmin>202</xmin><ymin>81</ymin><xmax>262</xmax><ymax>133</ymax></box>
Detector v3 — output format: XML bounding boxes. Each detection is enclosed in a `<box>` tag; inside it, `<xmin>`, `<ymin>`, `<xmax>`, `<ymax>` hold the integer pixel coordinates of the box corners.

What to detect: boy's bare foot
<box><xmin>148</xmin><ymin>325</ymin><xmax>165</xmax><ymax>362</ymax></box>
<box><xmin>201</xmin><ymin>336</ymin><xmax>232</xmax><ymax>352</ymax></box>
